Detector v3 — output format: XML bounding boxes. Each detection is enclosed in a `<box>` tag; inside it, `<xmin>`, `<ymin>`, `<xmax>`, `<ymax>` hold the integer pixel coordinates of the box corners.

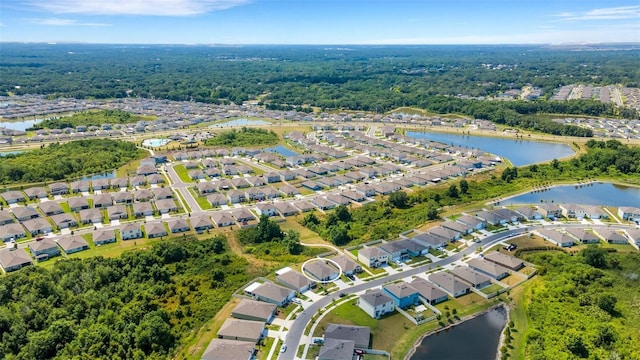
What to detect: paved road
<box><xmin>278</xmin><ymin>227</ymin><xmax>526</xmax><ymax>360</ymax></box>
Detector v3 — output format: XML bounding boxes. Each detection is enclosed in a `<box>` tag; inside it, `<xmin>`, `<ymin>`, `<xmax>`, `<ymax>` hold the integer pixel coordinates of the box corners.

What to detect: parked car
<box><xmin>280</xmin><ymin>344</ymin><xmax>287</xmax><ymax>353</ymax></box>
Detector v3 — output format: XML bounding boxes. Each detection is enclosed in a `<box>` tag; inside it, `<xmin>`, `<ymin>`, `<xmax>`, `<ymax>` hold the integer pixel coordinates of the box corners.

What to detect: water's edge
<box><xmin>403</xmin><ymin>304</ymin><xmax>507</xmax><ymax>360</ymax></box>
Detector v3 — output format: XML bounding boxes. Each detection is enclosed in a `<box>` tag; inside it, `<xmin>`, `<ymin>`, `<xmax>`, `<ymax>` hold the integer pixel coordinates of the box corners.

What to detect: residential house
<box><xmin>318</xmin><ymin>339</ymin><xmax>354</xmax><ymax>360</ymax></box>
<box><xmin>311</xmin><ymin>197</ymin><xmax>335</xmax><ymax>211</ymax></box>
<box><xmin>514</xmin><ymin>206</ymin><xmax>543</xmax><ymax>221</ymax></box>
<box><xmin>474</xmin><ymin>210</ymin><xmax>507</xmax><ymax>226</ymax></box>
<box><xmin>262</xmin><ymin>186</ymin><xmax>281</xmax><ymax>199</ymax></box>
<box><xmin>29</xmin><ymin>238</ymin><xmax>60</xmax><ymax>260</ymax></box>
<box><xmin>201</xmin><ymin>339</ymin><xmax>255</xmax><ymax>360</ymax></box>
<box><xmin>207</xmin><ymin>193</ymin><xmax>228</xmax><ymax>207</ymax></box>
<box><xmin>145</xmin><ymin>222</ymin><xmax>168</xmax><ymax>238</ymax></box>
<box><xmin>79</xmin><ymin>208</ymin><xmax>102</xmax><ymax>224</ymax></box>
<box><xmin>246</xmin><ymin>176</ymin><xmax>266</xmax><ymax>187</ymax></box>
<box><xmin>57</xmin><ymin>235</ymin><xmax>89</xmax><ymax>254</ymax></box>
<box><xmin>155</xmin><ymin>199</ymin><xmax>178</xmax><ymax>214</ymax></box>
<box><xmin>146</xmin><ymin>174</ymin><xmax>165</xmax><ymax>184</ymax></box>
<box><xmin>537</xmin><ymin>204</ymin><xmax>563</xmax><ymax>219</ymax></box>
<box><xmin>93</xmin><ymin>229</ymin><xmax>116</xmax><ymax>245</ymax></box>
<box><xmin>12</xmin><ymin>206</ymin><xmax>39</xmax><ymax>222</ymax></box>
<box><xmin>167</xmin><ymin>219</ymin><xmax>191</xmax><ymax>233</ymax></box>
<box><xmin>113</xmin><ymin>192</ymin><xmax>134</xmax><ymax>204</ymax></box>
<box><xmin>255</xmin><ymin>203</ymin><xmax>278</xmax><ymax>217</ymax></box>
<box><xmin>24</xmin><ymin>187</ymin><xmax>48</xmax><ymax>200</ymax></box>
<box><xmin>383</xmin><ymin>282</ymin><xmax>420</xmax><ymax>309</ymax></box>
<box><xmin>49</xmin><ymin>182</ymin><xmax>69</xmax><ymax>195</ymax></box>
<box><xmin>326</xmin><ymin>194</ymin><xmax>351</xmax><ymax>206</ymax></box>
<box><xmin>451</xmin><ymin>267</ymin><xmax>492</xmax><ymax>289</ymax></box>
<box><xmin>456</xmin><ymin>215</ymin><xmax>486</xmax><ymax>230</ymax></box>
<box><xmin>93</xmin><ymin>193</ymin><xmax>113</xmax><ymax>208</ymax></box>
<box><xmin>111</xmin><ymin>177</ymin><xmax>129</xmax><ymax>189</ymax></box>
<box><xmin>50</xmin><ymin>213</ymin><xmax>77</xmax><ymax>229</ymax></box>
<box><xmin>428</xmin><ymin>226</ymin><xmax>461</xmax><ymax>242</ymax></box>
<box><xmin>191</xmin><ymin>215</ymin><xmax>213</xmax><ymax>232</ymax></box>
<box><xmin>330</xmin><ymin>254</ymin><xmax>362</xmax><ymax>276</ymax></box>
<box><xmin>1</xmin><ymin>191</ymin><xmax>25</xmax><ymax>204</ymax></box>
<box><xmin>232</xmin><ymin>299</ymin><xmax>277</xmax><ymax>324</ymax></box>
<box><xmin>0</xmin><ymin>249</ymin><xmax>32</xmax><ymax>273</ymax></box>
<box><xmin>305</xmin><ymin>261</ymin><xmax>339</xmax><ymax>282</ymax></box>
<box><xmin>274</xmin><ymin>202</ymin><xmax>299</xmax><ymax>217</ymax></box>
<box><xmin>227</xmin><ymin>190</ymin><xmax>246</xmax><ymax>204</ymax></box>
<box><xmin>0</xmin><ymin>223</ymin><xmax>26</xmax><ymax>242</ymax></box>
<box><xmin>560</xmin><ymin>204</ymin><xmax>588</xmax><ymax>219</ymax></box>
<box><xmin>494</xmin><ymin>208</ymin><xmax>524</xmax><ymax>223</ymax></box>
<box><xmin>358</xmin><ymin>247</ymin><xmax>389</xmax><ymax>268</ymax></box>
<box><xmin>626</xmin><ymin>228</ymin><xmax>640</xmax><ymax>249</ymax></box>
<box><xmin>429</xmin><ymin>272</ymin><xmax>471</xmax><ymax>298</ymax></box>
<box><xmin>566</xmin><ymin>228</ymin><xmax>600</xmax><ymax>244</ymax></box>
<box><xmin>211</xmin><ymin>212</ymin><xmax>235</xmax><ymax>228</ymax></box>
<box><xmin>324</xmin><ymin>323</ymin><xmax>371</xmax><ymax>349</ymax></box>
<box><xmin>196</xmin><ymin>182</ymin><xmax>217</xmax><ymax>195</ymax></box>
<box><xmin>537</xmin><ymin>229</ymin><xmax>574</xmax><ymax>247</ymax></box>
<box><xmin>91</xmin><ymin>178</ymin><xmax>110</xmax><ymax>191</ymax></box>
<box><xmin>278</xmin><ymin>184</ymin><xmax>299</xmax><ymax>197</ymax></box>
<box><xmin>265</xmin><ymin>172</ymin><xmax>281</xmax><ymax>183</ymax></box>
<box><xmin>231</xmin><ymin>177</ymin><xmax>251</xmax><ymax>189</ymax></box>
<box><xmin>38</xmin><ymin>201</ymin><xmax>63</xmax><ymax>216</ymax></box>
<box><xmin>120</xmin><ymin>223</ymin><xmax>143</xmax><ymax>240</ymax></box>
<box><xmin>468</xmin><ymin>258</ymin><xmax>509</xmax><ymax>280</ymax></box>
<box><xmin>22</xmin><ymin>218</ymin><xmax>53</xmax><ymax>236</ymax></box>
<box><xmin>593</xmin><ymin>228</ymin><xmax>629</xmax><ymax>244</ymax></box>
<box><xmin>68</xmin><ymin>197</ymin><xmax>90</xmax><ymax>212</ymax></box>
<box><xmin>244</xmin><ymin>281</ymin><xmax>295</xmax><ymax>306</ymax></box>
<box><xmin>231</xmin><ymin>208</ymin><xmax>255</xmax><ymax>224</ymax></box>
<box><xmin>107</xmin><ymin>205</ymin><xmax>128</xmax><ymax>221</ymax></box>
<box><xmin>301</xmin><ymin>180</ymin><xmax>322</xmax><ymax>191</ymax></box>
<box><xmin>217</xmin><ymin>319</ymin><xmax>266</xmax><ymax>344</ymax></box>
<box><xmin>293</xmin><ymin>201</ymin><xmax>315</xmax><ymax>213</ymax></box>
<box><xmin>409</xmin><ymin>278</ymin><xmax>448</xmax><ymax>305</ymax></box>
<box><xmin>133</xmin><ymin>202</ymin><xmax>154</xmax><ymax>217</ymax></box>
<box><xmin>136</xmin><ymin>164</ymin><xmax>157</xmax><ymax>176</ymax></box>
<box><xmin>134</xmin><ymin>189</ymin><xmax>154</xmax><ymax>202</ymax></box>
<box><xmin>379</xmin><ymin>241</ymin><xmax>409</xmax><ymax>262</ymax></box>
<box><xmin>618</xmin><ymin>206</ymin><xmax>640</xmax><ymax>222</ymax></box>
<box><xmin>276</xmin><ymin>269</ymin><xmax>314</xmax><ymax>293</ymax></box>
<box><xmin>358</xmin><ymin>289</ymin><xmax>395</xmax><ymax>319</ymax></box>
<box><xmin>441</xmin><ymin>220</ymin><xmax>473</xmax><ymax>235</ymax></box>
<box><xmin>245</xmin><ymin>188</ymin><xmax>266</xmax><ymax>201</ymax></box>
<box><xmin>0</xmin><ymin>211</ymin><xmax>13</xmax><ymax>226</ymax></box>
<box><xmin>130</xmin><ymin>175</ymin><xmax>147</xmax><ymax>187</ymax></box>
<box><xmin>412</xmin><ymin>233</ymin><xmax>447</xmax><ymax>249</ymax></box>
<box><xmin>483</xmin><ymin>252</ymin><xmax>524</xmax><ymax>271</ymax></box>
<box><xmin>341</xmin><ymin>190</ymin><xmax>366</xmax><ymax>202</ymax></box>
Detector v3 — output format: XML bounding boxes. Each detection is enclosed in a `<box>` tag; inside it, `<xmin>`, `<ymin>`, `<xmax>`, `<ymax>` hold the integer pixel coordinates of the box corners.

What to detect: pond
<box><xmin>500</xmin><ymin>182</ymin><xmax>640</xmax><ymax>207</ymax></box>
<box><xmin>0</xmin><ymin>151</ymin><xmax>25</xmax><ymax>157</ymax></box>
<box><xmin>81</xmin><ymin>171</ymin><xmax>117</xmax><ymax>181</ymax></box>
<box><xmin>211</xmin><ymin>118</ymin><xmax>271</xmax><ymax>127</ymax></box>
<box><xmin>410</xmin><ymin>306</ymin><xmax>507</xmax><ymax>360</ymax></box>
<box><xmin>405</xmin><ymin>131</ymin><xmax>575</xmax><ymax>166</ymax></box>
<box><xmin>142</xmin><ymin>138</ymin><xmax>171</xmax><ymax>147</ymax></box>
<box><xmin>264</xmin><ymin>145</ymin><xmax>299</xmax><ymax>157</ymax></box>
<box><xmin>0</xmin><ymin>119</ymin><xmax>43</xmax><ymax>132</ymax></box>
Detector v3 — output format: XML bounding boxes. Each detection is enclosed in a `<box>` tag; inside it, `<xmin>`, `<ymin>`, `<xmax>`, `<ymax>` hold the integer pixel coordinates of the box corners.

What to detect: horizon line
<box><xmin>3</xmin><ymin>41</ymin><xmax>640</xmax><ymax>46</ymax></box>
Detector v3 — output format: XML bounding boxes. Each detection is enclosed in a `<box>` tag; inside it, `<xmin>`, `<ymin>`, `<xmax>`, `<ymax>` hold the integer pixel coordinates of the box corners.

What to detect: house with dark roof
<box><xmin>318</xmin><ymin>339</ymin><xmax>354</xmax><ymax>360</ymax></box>
<box><xmin>429</xmin><ymin>272</ymin><xmax>470</xmax><ymax>298</ymax></box>
<box><xmin>383</xmin><ymin>282</ymin><xmax>420</xmax><ymax>309</ymax></box>
<box><xmin>93</xmin><ymin>229</ymin><xmax>116</xmax><ymax>245</ymax></box>
<box><xmin>0</xmin><ymin>249</ymin><xmax>32</xmax><ymax>273</ymax></box>
<box><xmin>231</xmin><ymin>299</ymin><xmax>277</xmax><ymax>324</ymax></box>
<box><xmin>409</xmin><ymin>278</ymin><xmax>448</xmax><ymax>305</ymax></box>
<box><xmin>324</xmin><ymin>323</ymin><xmax>371</xmax><ymax>349</ymax></box>
<box><xmin>358</xmin><ymin>289</ymin><xmax>395</xmax><ymax>319</ymax></box>
<box><xmin>48</xmin><ymin>182</ymin><xmax>69</xmax><ymax>195</ymax></box>
<box><xmin>57</xmin><ymin>235</ymin><xmax>89</xmax><ymax>254</ymax></box>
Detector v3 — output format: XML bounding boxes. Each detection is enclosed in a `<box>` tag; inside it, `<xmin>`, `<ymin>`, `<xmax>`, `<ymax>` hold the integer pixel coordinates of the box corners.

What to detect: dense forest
<box><xmin>301</xmin><ymin>140</ymin><xmax>640</xmax><ymax>243</ymax></box>
<box><xmin>28</xmin><ymin>109</ymin><xmax>150</xmax><ymax>130</ymax></box>
<box><xmin>0</xmin><ymin>236</ymin><xmax>251</xmax><ymax>360</ymax></box>
<box><xmin>0</xmin><ymin>139</ymin><xmax>146</xmax><ymax>184</ymax></box>
<box><xmin>1</xmin><ymin>44</ymin><xmax>638</xmax><ymax>120</ymax></box>
<box><xmin>205</xmin><ymin>127</ymin><xmax>279</xmax><ymax>147</ymax></box>
<box><xmin>522</xmin><ymin>250</ymin><xmax>640</xmax><ymax>359</ymax></box>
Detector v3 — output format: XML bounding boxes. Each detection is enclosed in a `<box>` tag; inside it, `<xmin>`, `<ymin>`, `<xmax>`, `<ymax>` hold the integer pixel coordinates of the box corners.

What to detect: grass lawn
<box><xmin>297</xmin><ymin>187</ymin><xmax>316</xmax><ymax>196</ymax></box>
<box><xmin>174</xmin><ymin>190</ymin><xmax>192</xmax><ymax>213</ymax></box>
<box><xmin>189</xmin><ymin>188</ymin><xmax>212</xmax><ymax>210</ymax></box>
<box><xmin>507</xmin><ymin>278</ymin><xmax>538</xmax><ymax>360</ymax></box>
<box><xmin>508</xmin><ymin>234</ymin><xmax>548</xmax><ymax>248</ymax></box>
<box><xmin>480</xmin><ymin>283</ymin><xmax>505</xmax><ymax>295</ymax></box>
<box><xmin>278</xmin><ymin>303</ymin><xmax>299</xmax><ymax>318</ymax></box>
<box><xmin>305</xmin><ymin>345</ymin><xmax>321</xmax><ymax>359</ymax></box>
<box><xmin>500</xmin><ymin>274</ymin><xmax>523</xmax><ymax>287</ymax></box>
<box><xmin>313</xmin><ymin>300</ymin><xmax>414</xmax><ymax>352</ymax></box>
<box><xmin>173</xmin><ymin>164</ymin><xmax>194</xmax><ymax>183</ymax></box>
<box><xmin>257</xmin><ymin>337</ymin><xmax>277</xmax><ymax>360</ymax></box>
<box><xmin>280</xmin><ymin>219</ymin><xmax>325</xmax><ymax>245</ymax></box>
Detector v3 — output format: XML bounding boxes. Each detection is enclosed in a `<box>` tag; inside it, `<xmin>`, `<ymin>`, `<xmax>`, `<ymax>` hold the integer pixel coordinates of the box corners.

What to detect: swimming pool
<box><xmin>142</xmin><ymin>138</ymin><xmax>171</xmax><ymax>147</ymax></box>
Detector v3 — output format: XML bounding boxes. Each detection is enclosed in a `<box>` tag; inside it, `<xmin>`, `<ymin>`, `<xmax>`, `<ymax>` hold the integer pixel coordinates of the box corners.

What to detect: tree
<box><xmin>595</xmin><ymin>325</ymin><xmax>617</xmax><ymax>348</ymax></box>
<box><xmin>134</xmin><ymin>311</ymin><xmax>174</xmax><ymax>354</ymax></box>
<box><xmin>426</xmin><ymin>202</ymin><xmax>440</xmax><ymax>220</ymax></box>
<box><xmin>597</xmin><ymin>293</ymin><xmax>617</xmax><ymax>314</ymax></box>
<box><xmin>388</xmin><ymin>190</ymin><xmax>408</xmax><ymax>208</ymax></box>
<box><xmin>446</xmin><ymin>184</ymin><xmax>459</xmax><ymax>198</ymax></box>
<box><xmin>459</xmin><ymin>179</ymin><xmax>469</xmax><ymax>194</ymax></box>
<box><xmin>283</xmin><ymin>230</ymin><xmax>303</xmax><ymax>255</ymax></box>
<box><xmin>334</xmin><ymin>205</ymin><xmax>351</xmax><ymax>222</ymax></box>
<box><xmin>565</xmin><ymin>332</ymin><xmax>588</xmax><ymax>358</ymax></box>
<box><xmin>327</xmin><ymin>225</ymin><xmax>350</xmax><ymax>246</ymax></box>
<box><xmin>582</xmin><ymin>246</ymin><xmax>607</xmax><ymax>268</ymax></box>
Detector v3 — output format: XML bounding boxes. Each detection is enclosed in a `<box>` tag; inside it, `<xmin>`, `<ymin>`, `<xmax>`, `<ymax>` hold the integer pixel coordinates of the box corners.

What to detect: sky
<box><xmin>0</xmin><ymin>0</ymin><xmax>639</xmax><ymax>44</ymax></box>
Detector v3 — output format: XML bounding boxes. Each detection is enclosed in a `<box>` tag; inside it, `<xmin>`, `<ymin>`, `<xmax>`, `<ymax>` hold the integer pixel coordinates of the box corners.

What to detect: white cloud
<box><xmin>27</xmin><ymin>0</ymin><xmax>251</xmax><ymax>16</ymax></box>
<box><xmin>555</xmin><ymin>5</ymin><xmax>640</xmax><ymax>21</ymax></box>
<box><xmin>31</xmin><ymin>17</ymin><xmax>111</xmax><ymax>26</ymax></box>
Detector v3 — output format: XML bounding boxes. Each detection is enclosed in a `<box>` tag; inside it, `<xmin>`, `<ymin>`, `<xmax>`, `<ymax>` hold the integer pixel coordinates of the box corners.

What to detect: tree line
<box><xmin>27</xmin><ymin>109</ymin><xmax>149</xmax><ymax>130</ymax></box>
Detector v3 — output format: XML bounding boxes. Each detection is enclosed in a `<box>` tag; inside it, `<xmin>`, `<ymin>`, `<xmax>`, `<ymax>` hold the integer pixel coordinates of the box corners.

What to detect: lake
<box><xmin>265</xmin><ymin>145</ymin><xmax>299</xmax><ymax>157</ymax></box>
<box><xmin>405</xmin><ymin>131</ymin><xmax>575</xmax><ymax>166</ymax></box>
<box><xmin>410</xmin><ymin>306</ymin><xmax>507</xmax><ymax>360</ymax></box>
<box><xmin>500</xmin><ymin>182</ymin><xmax>640</xmax><ymax>207</ymax></box>
<box><xmin>81</xmin><ymin>171</ymin><xmax>117</xmax><ymax>181</ymax></box>
<box><xmin>211</xmin><ymin>118</ymin><xmax>271</xmax><ymax>127</ymax></box>
<box><xmin>0</xmin><ymin>119</ymin><xmax>43</xmax><ymax>131</ymax></box>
